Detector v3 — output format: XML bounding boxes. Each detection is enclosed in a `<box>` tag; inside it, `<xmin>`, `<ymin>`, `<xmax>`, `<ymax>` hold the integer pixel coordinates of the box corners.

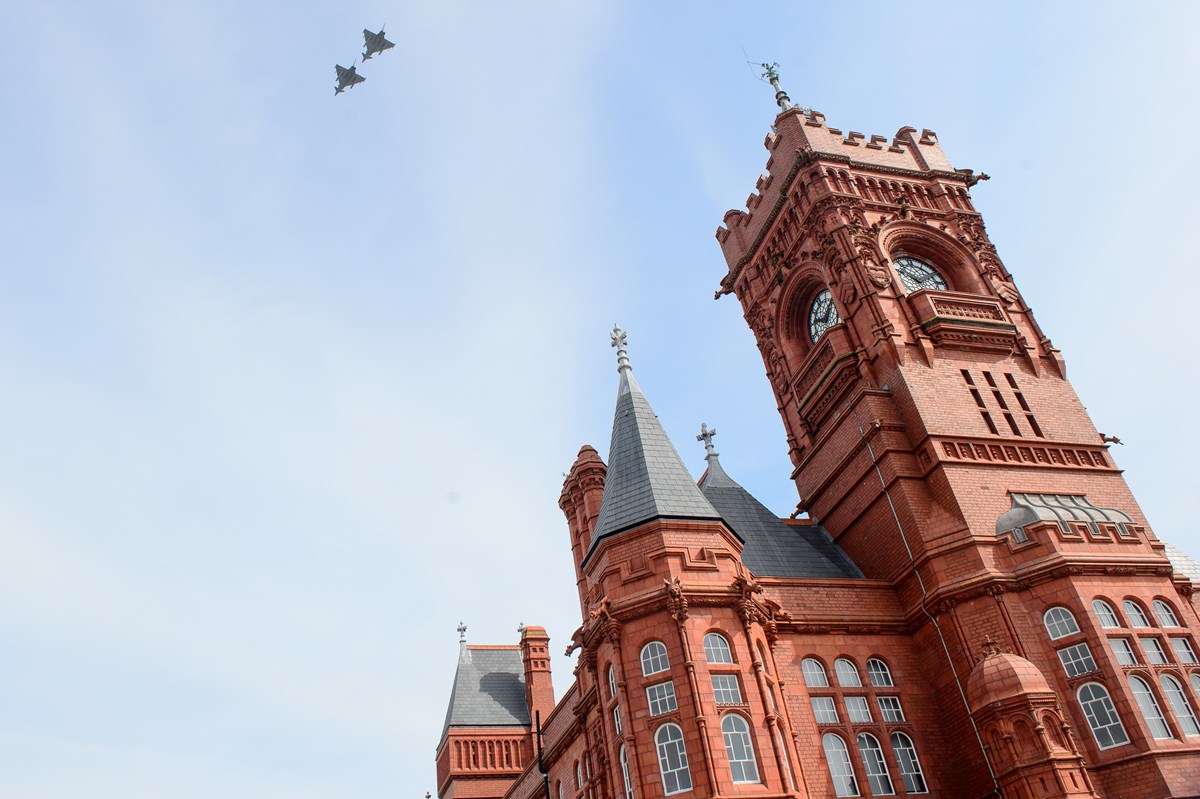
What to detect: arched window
<box><xmin>575</xmin><ymin>761</ymin><xmax>583</xmax><ymax>789</ymax></box>
<box><xmin>619</xmin><ymin>746</ymin><xmax>634</xmax><ymax>799</ymax></box>
<box><xmin>821</xmin><ymin>733</ymin><xmax>859</xmax><ymax>797</ymax></box>
<box><xmin>802</xmin><ymin>658</ymin><xmax>829</xmax><ymax>687</ymax></box>
<box><xmin>704</xmin><ymin>633</ymin><xmax>733</xmax><ymax>664</ymax></box>
<box><xmin>641</xmin><ymin>641</ymin><xmax>670</xmax><ymax>676</ymax></box>
<box><xmin>834</xmin><ymin>658</ymin><xmax>862</xmax><ymax>687</ymax></box>
<box><xmin>1192</xmin><ymin>673</ymin><xmax>1200</xmax><ymax>697</ymax></box>
<box><xmin>757</xmin><ymin>641</ymin><xmax>772</xmax><ymax>675</ymax></box>
<box><xmin>1153</xmin><ymin>600</ymin><xmax>1182</xmax><ymax>628</ymax></box>
<box><xmin>1123</xmin><ymin>600</ymin><xmax>1151</xmax><ymax>628</ymax></box>
<box><xmin>867</xmin><ymin>658</ymin><xmax>893</xmax><ymax>687</ymax></box>
<box><xmin>721</xmin><ymin>714</ymin><xmax>760</xmax><ymax>783</ymax></box>
<box><xmin>654</xmin><ymin>724</ymin><xmax>692</xmax><ymax>795</ymax></box>
<box><xmin>1077</xmin><ymin>683</ymin><xmax>1129</xmax><ymax>749</ymax></box>
<box><xmin>1129</xmin><ymin>675</ymin><xmax>1172</xmax><ymax>739</ymax></box>
<box><xmin>557</xmin><ymin>781</ymin><xmax>563</xmax><ymax>799</ymax></box>
<box><xmin>891</xmin><ymin>255</ymin><xmax>948</xmax><ymax>293</ymax></box>
<box><xmin>1044</xmin><ymin>607</ymin><xmax>1080</xmax><ymax>640</ymax></box>
<box><xmin>1160</xmin><ymin>674</ymin><xmax>1200</xmax><ymax>737</ymax></box>
<box><xmin>856</xmin><ymin>733</ymin><xmax>894</xmax><ymax>795</ymax></box>
<box><xmin>608</xmin><ymin>665</ymin><xmax>618</xmax><ymax>698</ymax></box>
<box><xmin>889</xmin><ymin>732</ymin><xmax>927</xmax><ymax>793</ymax></box>
<box><xmin>1093</xmin><ymin>599</ymin><xmax>1121</xmax><ymax>629</ymax></box>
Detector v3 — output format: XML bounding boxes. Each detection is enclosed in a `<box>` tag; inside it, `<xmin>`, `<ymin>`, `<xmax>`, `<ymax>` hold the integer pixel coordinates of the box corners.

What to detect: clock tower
<box><xmin>715</xmin><ymin>98</ymin><xmax>1200</xmax><ymax>797</ymax></box>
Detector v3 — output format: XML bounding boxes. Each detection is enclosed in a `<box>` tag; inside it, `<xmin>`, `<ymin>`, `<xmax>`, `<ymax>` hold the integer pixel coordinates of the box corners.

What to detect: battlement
<box><xmin>715</xmin><ymin>108</ymin><xmax>968</xmax><ymax>282</ymax></box>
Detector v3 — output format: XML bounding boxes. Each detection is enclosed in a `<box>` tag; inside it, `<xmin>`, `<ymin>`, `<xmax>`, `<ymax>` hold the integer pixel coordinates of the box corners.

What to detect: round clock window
<box><xmin>808</xmin><ymin>288</ymin><xmax>841</xmax><ymax>343</ymax></box>
<box><xmin>892</xmin><ymin>256</ymin><xmax>948</xmax><ymax>293</ymax></box>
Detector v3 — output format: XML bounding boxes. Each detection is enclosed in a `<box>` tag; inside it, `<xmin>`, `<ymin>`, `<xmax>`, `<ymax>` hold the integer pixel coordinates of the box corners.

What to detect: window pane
<box><xmin>802</xmin><ymin>658</ymin><xmax>829</xmax><ymax>687</ymax></box>
<box><xmin>1141</xmin><ymin>638</ymin><xmax>1168</xmax><ymax>665</ymax></box>
<box><xmin>646</xmin><ymin>682</ymin><xmax>678</xmax><ymax>716</ymax></box>
<box><xmin>721</xmin><ymin>715</ymin><xmax>760</xmax><ymax>783</ymax></box>
<box><xmin>712</xmin><ymin>674</ymin><xmax>743</xmax><ymax>705</ymax></box>
<box><xmin>1077</xmin><ymin>683</ymin><xmax>1130</xmax><ymax>749</ymax></box>
<box><xmin>1123</xmin><ymin>601</ymin><xmax>1151</xmax><ymax>628</ymax></box>
<box><xmin>613</xmin><ymin>705</ymin><xmax>622</xmax><ymax>735</ymax></box>
<box><xmin>846</xmin><ymin>696</ymin><xmax>872</xmax><ymax>724</ymax></box>
<box><xmin>1130</xmin><ymin>676</ymin><xmax>1172</xmax><ymax>740</ymax></box>
<box><xmin>619</xmin><ymin>746</ymin><xmax>634</xmax><ymax>799</ymax></box>
<box><xmin>608</xmin><ymin>666</ymin><xmax>618</xmax><ymax>698</ymax></box>
<box><xmin>1044</xmin><ymin>607</ymin><xmax>1080</xmax><ymax>640</ymax></box>
<box><xmin>856</xmin><ymin>733</ymin><xmax>895</xmax><ymax>795</ymax></box>
<box><xmin>1153</xmin><ymin>600</ymin><xmax>1181</xmax><ymax>628</ymax></box>
<box><xmin>890</xmin><ymin>732</ymin><xmax>928</xmax><ymax>794</ymax></box>
<box><xmin>1171</xmin><ymin>637</ymin><xmax>1198</xmax><ymax>665</ymax></box>
<box><xmin>812</xmin><ymin>697</ymin><xmax>839</xmax><ymax>724</ymax></box>
<box><xmin>1160</xmin><ymin>675</ymin><xmax>1200</xmax><ymax>737</ymax></box>
<box><xmin>834</xmin><ymin>658</ymin><xmax>862</xmax><ymax>687</ymax></box>
<box><xmin>1057</xmin><ymin>643</ymin><xmax>1097</xmax><ymax>678</ymax></box>
<box><xmin>641</xmin><ymin>642</ymin><xmax>670</xmax><ymax>676</ymax></box>
<box><xmin>878</xmin><ymin>696</ymin><xmax>905</xmax><ymax>723</ymax></box>
<box><xmin>704</xmin><ymin>633</ymin><xmax>733</xmax><ymax>664</ymax></box>
<box><xmin>867</xmin><ymin>658</ymin><xmax>893</xmax><ymax>687</ymax></box>
<box><xmin>655</xmin><ymin>724</ymin><xmax>692</xmax><ymax>795</ymax></box>
<box><xmin>822</xmin><ymin>734</ymin><xmax>859</xmax><ymax>797</ymax></box>
<box><xmin>1093</xmin><ymin>600</ymin><xmax>1121</xmax><ymax>629</ymax></box>
<box><xmin>1110</xmin><ymin>638</ymin><xmax>1138</xmax><ymax>666</ymax></box>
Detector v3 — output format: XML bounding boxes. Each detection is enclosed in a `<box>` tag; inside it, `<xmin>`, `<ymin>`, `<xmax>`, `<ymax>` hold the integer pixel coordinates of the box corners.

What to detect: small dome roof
<box><xmin>966</xmin><ymin>650</ymin><xmax>1054</xmax><ymax>710</ymax></box>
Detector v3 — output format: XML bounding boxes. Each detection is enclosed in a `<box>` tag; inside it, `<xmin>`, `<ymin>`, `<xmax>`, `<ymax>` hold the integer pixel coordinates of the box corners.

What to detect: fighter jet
<box><xmin>362</xmin><ymin>27</ymin><xmax>395</xmax><ymax>60</ymax></box>
<box><xmin>334</xmin><ymin>63</ymin><xmax>365</xmax><ymax>95</ymax></box>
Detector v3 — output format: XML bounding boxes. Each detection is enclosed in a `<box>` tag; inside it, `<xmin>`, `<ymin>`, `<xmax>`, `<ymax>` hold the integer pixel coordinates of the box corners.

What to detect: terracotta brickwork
<box><xmin>437</xmin><ymin>108</ymin><xmax>1200</xmax><ymax>799</ymax></box>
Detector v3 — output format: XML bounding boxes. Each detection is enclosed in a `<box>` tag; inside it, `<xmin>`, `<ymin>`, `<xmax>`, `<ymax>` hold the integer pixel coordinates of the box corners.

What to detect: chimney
<box><xmin>519</xmin><ymin>625</ymin><xmax>554</xmax><ymax>733</ymax></box>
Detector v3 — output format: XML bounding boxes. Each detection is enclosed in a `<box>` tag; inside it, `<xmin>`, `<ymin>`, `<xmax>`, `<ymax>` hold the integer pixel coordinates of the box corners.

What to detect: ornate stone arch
<box><xmin>878</xmin><ymin>221</ymin><xmax>989</xmax><ymax>294</ymax></box>
<box><xmin>777</xmin><ymin>262</ymin><xmax>836</xmax><ymax>345</ymax></box>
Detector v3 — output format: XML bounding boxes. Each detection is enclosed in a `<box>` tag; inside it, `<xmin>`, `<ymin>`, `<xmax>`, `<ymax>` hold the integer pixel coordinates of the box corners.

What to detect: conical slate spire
<box><xmin>587</xmin><ymin>328</ymin><xmax>720</xmax><ymax>558</ymax></box>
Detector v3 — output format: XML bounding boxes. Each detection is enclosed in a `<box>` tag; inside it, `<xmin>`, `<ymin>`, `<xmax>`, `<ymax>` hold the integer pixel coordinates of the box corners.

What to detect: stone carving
<box><xmin>664</xmin><ymin>577</ymin><xmax>689</xmax><ymax>622</ymax></box>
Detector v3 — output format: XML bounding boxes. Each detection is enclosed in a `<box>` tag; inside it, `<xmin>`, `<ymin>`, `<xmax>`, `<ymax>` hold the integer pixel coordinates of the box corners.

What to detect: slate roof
<box><xmin>1166</xmin><ymin>542</ymin><xmax>1200</xmax><ymax>584</ymax></box>
<box><xmin>699</xmin><ymin>454</ymin><xmax>862</xmax><ymax>579</ymax></box>
<box><xmin>440</xmin><ymin>645</ymin><xmax>530</xmax><ymax>740</ymax></box>
<box><xmin>587</xmin><ymin>364</ymin><xmax>721</xmax><ymax>558</ymax></box>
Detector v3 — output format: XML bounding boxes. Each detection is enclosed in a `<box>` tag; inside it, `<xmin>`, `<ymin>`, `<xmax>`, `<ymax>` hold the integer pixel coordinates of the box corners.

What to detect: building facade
<box><xmin>436</xmin><ymin>104</ymin><xmax>1200</xmax><ymax>799</ymax></box>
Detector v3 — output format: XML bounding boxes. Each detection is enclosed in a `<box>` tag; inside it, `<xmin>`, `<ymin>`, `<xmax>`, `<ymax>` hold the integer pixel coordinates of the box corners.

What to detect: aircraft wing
<box><xmin>349</xmin><ymin>71</ymin><xmax>365</xmax><ymax>86</ymax></box>
<box><xmin>336</xmin><ymin>64</ymin><xmax>348</xmax><ymax>78</ymax></box>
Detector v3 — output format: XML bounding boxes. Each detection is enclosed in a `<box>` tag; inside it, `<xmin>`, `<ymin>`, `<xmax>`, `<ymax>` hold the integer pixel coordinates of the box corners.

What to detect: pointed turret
<box><xmin>586</xmin><ymin>327</ymin><xmax>720</xmax><ymax>560</ymax></box>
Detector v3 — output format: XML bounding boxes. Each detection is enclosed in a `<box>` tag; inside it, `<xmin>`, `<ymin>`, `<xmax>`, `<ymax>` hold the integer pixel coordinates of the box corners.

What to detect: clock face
<box><xmin>892</xmin><ymin>256</ymin><xmax>948</xmax><ymax>293</ymax></box>
<box><xmin>808</xmin><ymin>288</ymin><xmax>841</xmax><ymax>343</ymax></box>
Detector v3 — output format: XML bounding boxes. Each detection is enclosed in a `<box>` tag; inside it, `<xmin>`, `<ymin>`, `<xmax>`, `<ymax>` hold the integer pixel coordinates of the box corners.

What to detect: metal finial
<box><xmin>697</xmin><ymin>423</ymin><xmax>719</xmax><ymax>459</ymax></box>
<box><xmin>611</xmin><ymin>324</ymin><xmax>631</xmax><ymax>374</ymax></box>
<box><xmin>760</xmin><ymin>62</ymin><xmax>794</xmax><ymax>112</ymax></box>
<box><xmin>517</xmin><ymin>622</ymin><xmax>526</xmax><ymax>635</ymax></box>
<box><xmin>457</xmin><ymin>621</ymin><xmax>467</xmax><ymax>643</ymax></box>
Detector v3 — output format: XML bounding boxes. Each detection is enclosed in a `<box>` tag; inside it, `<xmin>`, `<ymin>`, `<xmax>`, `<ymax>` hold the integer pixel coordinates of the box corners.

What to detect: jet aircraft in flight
<box><xmin>362</xmin><ymin>28</ymin><xmax>395</xmax><ymax>60</ymax></box>
<box><xmin>334</xmin><ymin>63</ymin><xmax>365</xmax><ymax>95</ymax></box>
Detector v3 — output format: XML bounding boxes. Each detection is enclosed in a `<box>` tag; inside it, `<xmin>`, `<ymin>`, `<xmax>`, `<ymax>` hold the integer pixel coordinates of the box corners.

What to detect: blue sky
<box><xmin>2</xmin><ymin>2</ymin><xmax>1198</xmax><ymax>797</ymax></box>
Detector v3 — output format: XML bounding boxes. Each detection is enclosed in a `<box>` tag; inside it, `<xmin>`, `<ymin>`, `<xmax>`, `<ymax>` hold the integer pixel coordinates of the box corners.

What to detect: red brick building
<box><xmin>436</xmin><ymin>100</ymin><xmax>1200</xmax><ymax>799</ymax></box>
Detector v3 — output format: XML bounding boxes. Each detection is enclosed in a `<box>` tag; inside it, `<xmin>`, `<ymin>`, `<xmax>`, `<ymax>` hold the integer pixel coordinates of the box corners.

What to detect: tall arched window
<box><xmin>608</xmin><ymin>665</ymin><xmax>618</xmax><ymax>698</ymax></box>
<box><xmin>641</xmin><ymin>641</ymin><xmax>670</xmax><ymax>676</ymax></box>
<box><xmin>721</xmin><ymin>714</ymin><xmax>760</xmax><ymax>783</ymax></box>
<box><xmin>1044</xmin><ymin>607</ymin><xmax>1080</xmax><ymax>640</ymax></box>
<box><xmin>1153</xmin><ymin>600</ymin><xmax>1182</xmax><ymax>628</ymax></box>
<box><xmin>1130</xmin><ymin>675</ymin><xmax>1172</xmax><ymax>739</ymax></box>
<box><xmin>889</xmin><ymin>732</ymin><xmax>927</xmax><ymax>793</ymax></box>
<box><xmin>834</xmin><ymin>658</ymin><xmax>862</xmax><ymax>687</ymax></box>
<box><xmin>619</xmin><ymin>745</ymin><xmax>634</xmax><ymax>799</ymax></box>
<box><xmin>757</xmin><ymin>641</ymin><xmax>772</xmax><ymax>675</ymax></box>
<box><xmin>1192</xmin><ymin>673</ymin><xmax>1200</xmax><ymax>697</ymax></box>
<box><xmin>821</xmin><ymin>733</ymin><xmax>858</xmax><ymax>797</ymax></box>
<box><xmin>1093</xmin><ymin>599</ymin><xmax>1121</xmax><ymax>629</ymax></box>
<box><xmin>557</xmin><ymin>781</ymin><xmax>563</xmax><ymax>799</ymax></box>
<box><xmin>867</xmin><ymin>658</ymin><xmax>893</xmax><ymax>687</ymax></box>
<box><xmin>1123</xmin><ymin>600</ymin><xmax>1151</xmax><ymax>628</ymax></box>
<box><xmin>575</xmin><ymin>762</ymin><xmax>583</xmax><ymax>790</ymax></box>
<box><xmin>654</xmin><ymin>724</ymin><xmax>692</xmax><ymax>795</ymax></box>
<box><xmin>856</xmin><ymin>733</ymin><xmax>894</xmax><ymax>795</ymax></box>
<box><xmin>1077</xmin><ymin>683</ymin><xmax>1129</xmax><ymax>749</ymax></box>
<box><xmin>802</xmin><ymin>658</ymin><xmax>829</xmax><ymax>687</ymax></box>
<box><xmin>704</xmin><ymin>633</ymin><xmax>733</xmax><ymax>664</ymax></box>
<box><xmin>1160</xmin><ymin>674</ymin><xmax>1200</xmax><ymax>737</ymax></box>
